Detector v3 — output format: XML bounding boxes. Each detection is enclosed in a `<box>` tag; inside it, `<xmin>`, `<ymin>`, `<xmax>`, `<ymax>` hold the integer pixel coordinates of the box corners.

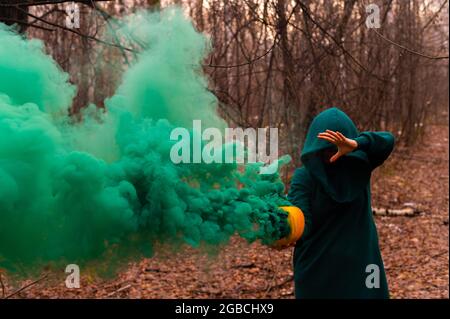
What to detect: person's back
<box><xmin>288</xmin><ymin>107</ymin><xmax>394</xmax><ymax>299</ymax></box>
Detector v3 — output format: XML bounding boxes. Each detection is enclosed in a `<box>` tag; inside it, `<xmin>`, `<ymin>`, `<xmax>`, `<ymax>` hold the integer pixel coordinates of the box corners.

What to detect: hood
<box><xmin>300</xmin><ymin>107</ymin><xmax>370</xmax><ymax>203</ymax></box>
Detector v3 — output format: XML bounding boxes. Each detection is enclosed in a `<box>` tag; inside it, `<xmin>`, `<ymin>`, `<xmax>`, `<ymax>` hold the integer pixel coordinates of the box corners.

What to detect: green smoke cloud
<box><xmin>0</xmin><ymin>8</ymin><xmax>290</xmax><ymax>276</ymax></box>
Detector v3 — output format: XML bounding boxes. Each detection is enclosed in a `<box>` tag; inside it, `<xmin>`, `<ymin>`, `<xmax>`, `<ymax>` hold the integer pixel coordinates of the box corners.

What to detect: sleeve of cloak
<box><xmin>287</xmin><ymin>168</ymin><xmax>313</xmax><ymax>239</ymax></box>
<box><xmin>354</xmin><ymin>131</ymin><xmax>395</xmax><ymax>170</ymax></box>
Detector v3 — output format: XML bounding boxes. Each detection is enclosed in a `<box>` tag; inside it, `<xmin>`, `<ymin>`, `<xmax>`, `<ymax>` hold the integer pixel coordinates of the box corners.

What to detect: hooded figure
<box><xmin>287</xmin><ymin>107</ymin><xmax>394</xmax><ymax>299</ymax></box>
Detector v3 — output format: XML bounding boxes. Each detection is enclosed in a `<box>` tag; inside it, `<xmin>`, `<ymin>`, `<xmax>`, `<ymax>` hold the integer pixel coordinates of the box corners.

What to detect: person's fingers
<box><xmin>325</xmin><ymin>130</ymin><xmax>342</xmax><ymax>141</ymax></box>
<box><xmin>330</xmin><ymin>151</ymin><xmax>340</xmax><ymax>163</ymax></box>
<box><xmin>318</xmin><ymin>132</ymin><xmax>338</xmax><ymax>140</ymax></box>
<box><xmin>336</xmin><ymin>131</ymin><xmax>346</xmax><ymax>141</ymax></box>
<box><xmin>318</xmin><ymin>133</ymin><xmax>337</xmax><ymax>144</ymax></box>
<box><xmin>318</xmin><ymin>132</ymin><xmax>332</xmax><ymax>139</ymax></box>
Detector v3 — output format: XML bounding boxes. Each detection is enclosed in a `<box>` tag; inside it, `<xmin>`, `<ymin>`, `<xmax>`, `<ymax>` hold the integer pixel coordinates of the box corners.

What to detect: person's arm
<box><xmin>287</xmin><ymin>168</ymin><xmax>312</xmax><ymax>239</ymax></box>
<box><xmin>354</xmin><ymin>132</ymin><xmax>395</xmax><ymax>169</ymax></box>
<box><xmin>271</xmin><ymin>168</ymin><xmax>312</xmax><ymax>250</ymax></box>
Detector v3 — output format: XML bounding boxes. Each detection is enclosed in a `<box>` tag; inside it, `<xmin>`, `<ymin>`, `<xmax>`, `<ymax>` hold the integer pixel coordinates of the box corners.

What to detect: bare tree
<box><xmin>2</xmin><ymin>0</ymin><xmax>446</xmax><ymax>166</ymax></box>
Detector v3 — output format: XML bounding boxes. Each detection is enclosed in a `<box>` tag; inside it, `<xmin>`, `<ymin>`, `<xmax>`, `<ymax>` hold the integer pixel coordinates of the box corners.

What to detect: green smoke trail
<box><xmin>0</xmin><ymin>8</ymin><xmax>290</xmax><ymax>276</ymax></box>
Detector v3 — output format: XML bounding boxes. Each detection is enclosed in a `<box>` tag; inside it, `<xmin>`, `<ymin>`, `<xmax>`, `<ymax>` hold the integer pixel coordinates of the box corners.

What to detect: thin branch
<box><xmin>28</xmin><ymin>7</ymin><xmax>65</xmax><ymax>25</ymax></box>
<box><xmin>422</xmin><ymin>0</ymin><xmax>448</xmax><ymax>31</ymax></box>
<box><xmin>14</xmin><ymin>5</ymin><xmax>137</xmax><ymax>53</ymax></box>
<box><xmin>296</xmin><ymin>1</ymin><xmax>390</xmax><ymax>82</ymax></box>
<box><xmin>204</xmin><ymin>0</ymin><xmax>300</xmax><ymax>69</ymax></box>
<box><xmin>89</xmin><ymin>0</ymin><xmax>132</xmax><ymax>65</ymax></box>
<box><xmin>4</xmin><ymin>274</ymin><xmax>48</xmax><ymax>299</ymax></box>
<box><xmin>0</xmin><ymin>17</ymin><xmax>55</xmax><ymax>31</ymax></box>
<box><xmin>204</xmin><ymin>37</ymin><xmax>278</xmax><ymax>69</ymax></box>
<box><xmin>0</xmin><ymin>0</ymin><xmax>113</xmax><ymax>7</ymax></box>
<box><xmin>106</xmin><ymin>283</ymin><xmax>132</xmax><ymax>297</ymax></box>
<box><xmin>372</xmin><ymin>29</ymin><xmax>449</xmax><ymax>60</ymax></box>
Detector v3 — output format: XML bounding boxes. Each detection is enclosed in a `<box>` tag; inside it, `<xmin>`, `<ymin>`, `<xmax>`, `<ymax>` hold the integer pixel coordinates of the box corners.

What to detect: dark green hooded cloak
<box><xmin>288</xmin><ymin>107</ymin><xmax>394</xmax><ymax>299</ymax></box>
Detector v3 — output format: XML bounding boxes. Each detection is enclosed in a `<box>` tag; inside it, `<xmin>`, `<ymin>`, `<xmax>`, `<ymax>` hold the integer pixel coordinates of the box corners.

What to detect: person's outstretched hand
<box><xmin>317</xmin><ymin>130</ymin><xmax>358</xmax><ymax>163</ymax></box>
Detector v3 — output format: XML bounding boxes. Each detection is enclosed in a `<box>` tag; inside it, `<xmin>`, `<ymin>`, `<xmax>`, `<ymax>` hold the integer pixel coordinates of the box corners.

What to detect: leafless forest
<box><xmin>1</xmin><ymin>0</ymin><xmax>448</xmax><ymax>165</ymax></box>
<box><xmin>0</xmin><ymin>0</ymin><xmax>448</xmax><ymax>298</ymax></box>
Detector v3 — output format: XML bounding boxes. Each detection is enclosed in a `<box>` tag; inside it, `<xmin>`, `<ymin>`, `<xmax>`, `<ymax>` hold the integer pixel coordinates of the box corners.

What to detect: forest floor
<box><xmin>2</xmin><ymin>122</ymin><xmax>448</xmax><ymax>299</ymax></box>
